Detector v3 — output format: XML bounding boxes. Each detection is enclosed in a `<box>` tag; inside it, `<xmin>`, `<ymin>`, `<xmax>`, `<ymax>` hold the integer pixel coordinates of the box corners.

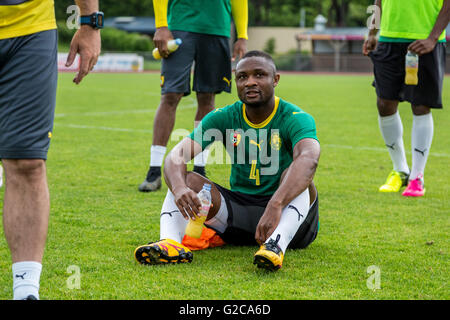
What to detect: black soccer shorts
<box><xmin>369</xmin><ymin>41</ymin><xmax>446</xmax><ymax>109</ymax></box>
<box><xmin>212</xmin><ymin>183</ymin><xmax>319</xmax><ymax>249</ymax></box>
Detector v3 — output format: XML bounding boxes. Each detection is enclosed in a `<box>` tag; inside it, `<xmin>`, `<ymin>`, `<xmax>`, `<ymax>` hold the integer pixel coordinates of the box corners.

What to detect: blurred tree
<box><xmin>55</xmin><ymin>0</ymin><xmax>372</xmax><ymax>27</ymax></box>
<box><xmin>54</xmin><ymin>0</ymin><xmax>154</xmax><ymax>20</ymax></box>
<box><xmin>248</xmin><ymin>0</ymin><xmax>372</xmax><ymax>27</ymax></box>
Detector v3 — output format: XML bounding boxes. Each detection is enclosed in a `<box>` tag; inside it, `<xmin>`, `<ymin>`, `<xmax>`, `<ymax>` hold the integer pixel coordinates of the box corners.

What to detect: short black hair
<box><xmin>242</xmin><ymin>50</ymin><xmax>274</xmax><ymax>62</ymax></box>
<box><xmin>239</xmin><ymin>50</ymin><xmax>277</xmax><ymax>74</ymax></box>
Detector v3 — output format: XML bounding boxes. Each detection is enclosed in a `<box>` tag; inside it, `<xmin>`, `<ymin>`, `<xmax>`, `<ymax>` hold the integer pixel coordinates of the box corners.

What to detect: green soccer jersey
<box><xmin>380</xmin><ymin>0</ymin><xmax>446</xmax><ymax>41</ymax></box>
<box><xmin>189</xmin><ymin>97</ymin><xmax>319</xmax><ymax>196</ymax></box>
<box><xmin>168</xmin><ymin>0</ymin><xmax>232</xmax><ymax>37</ymax></box>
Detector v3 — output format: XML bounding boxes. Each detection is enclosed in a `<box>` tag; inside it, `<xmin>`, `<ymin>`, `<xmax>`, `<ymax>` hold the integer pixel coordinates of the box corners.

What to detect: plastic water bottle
<box><xmin>185</xmin><ymin>183</ymin><xmax>212</xmax><ymax>238</ymax></box>
<box><xmin>405</xmin><ymin>51</ymin><xmax>419</xmax><ymax>85</ymax></box>
<box><xmin>152</xmin><ymin>38</ymin><xmax>182</xmax><ymax>60</ymax></box>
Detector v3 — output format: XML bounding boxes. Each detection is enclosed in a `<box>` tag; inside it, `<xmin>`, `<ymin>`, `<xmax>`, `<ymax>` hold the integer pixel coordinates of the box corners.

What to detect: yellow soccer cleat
<box><xmin>134</xmin><ymin>239</ymin><xmax>193</xmax><ymax>265</ymax></box>
<box><xmin>379</xmin><ymin>170</ymin><xmax>409</xmax><ymax>193</ymax></box>
<box><xmin>253</xmin><ymin>236</ymin><xmax>284</xmax><ymax>271</ymax></box>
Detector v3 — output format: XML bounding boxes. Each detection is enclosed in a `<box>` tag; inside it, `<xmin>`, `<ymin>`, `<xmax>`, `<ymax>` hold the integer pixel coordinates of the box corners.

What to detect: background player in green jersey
<box><xmin>139</xmin><ymin>0</ymin><xmax>248</xmax><ymax>192</ymax></box>
<box><xmin>135</xmin><ymin>51</ymin><xmax>320</xmax><ymax>271</ymax></box>
<box><xmin>363</xmin><ymin>0</ymin><xmax>450</xmax><ymax>197</ymax></box>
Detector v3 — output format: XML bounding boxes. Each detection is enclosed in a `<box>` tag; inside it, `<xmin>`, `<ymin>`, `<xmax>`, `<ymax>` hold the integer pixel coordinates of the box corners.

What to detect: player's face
<box><xmin>235</xmin><ymin>57</ymin><xmax>279</xmax><ymax>107</ymax></box>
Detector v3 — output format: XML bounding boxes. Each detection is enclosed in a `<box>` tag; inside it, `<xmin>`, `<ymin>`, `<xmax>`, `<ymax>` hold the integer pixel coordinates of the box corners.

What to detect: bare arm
<box><xmin>163</xmin><ymin>137</ymin><xmax>203</xmax><ymax>218</ymax></box>
<box><xmin>255</xmin><ymin>138</ymin><xmax>320</xmax><ymax>244</ymax></box>
<box><xmin>66</xmin><ymin>0</ymin><xmax>101</xmax><ymax>84</ymax></box>
<box><xmin>152</xmin><ymin>0</ymin><xmax>173</xmax><ymax>58</ymax></box>
<box><xmin>408</xmin><ymin>0</ymin><xmax>450</xmax><ymax>55</ymax></box>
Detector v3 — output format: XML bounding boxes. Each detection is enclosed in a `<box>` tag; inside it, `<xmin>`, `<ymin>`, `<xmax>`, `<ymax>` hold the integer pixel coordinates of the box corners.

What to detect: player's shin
<box><xmin>267</xmin><ymin>188</ymin><xmax>310</xmax><ymax>253</ymax></box>
<box><xmin>159</xmin><ymin>190</ymin><xmax>188</xmax><ymax>243</ymax></box>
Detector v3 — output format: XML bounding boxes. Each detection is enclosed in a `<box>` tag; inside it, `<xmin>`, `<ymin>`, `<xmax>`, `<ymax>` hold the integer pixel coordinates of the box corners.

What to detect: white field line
<box><xmin>55</xmin><ymin>98</ymin><xmax>196</xmax><ymax>118</ymax></box>
<box><xmin>51</xmin><ymin>123</ymin><xmax>450</xmax><ymax>159</ymax></box>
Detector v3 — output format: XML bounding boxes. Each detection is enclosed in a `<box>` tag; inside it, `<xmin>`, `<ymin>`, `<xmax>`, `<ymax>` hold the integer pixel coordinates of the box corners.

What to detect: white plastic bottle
<box><xmin>185</xmin><ymin>183</ymin><xmax>212</xmax><ymax>238</ymax></box>
<box><xmin>152</xmin><ymin>38</ymin><xmax>182</xmax><ymax>60</ymax></box>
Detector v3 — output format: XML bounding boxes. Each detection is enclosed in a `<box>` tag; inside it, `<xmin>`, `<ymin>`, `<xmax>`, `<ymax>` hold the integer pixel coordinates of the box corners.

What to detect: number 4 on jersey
<box><xmin>249</xmin><ymin>160</ymin><xmax>260</xmax><ymax>186</ymax></box>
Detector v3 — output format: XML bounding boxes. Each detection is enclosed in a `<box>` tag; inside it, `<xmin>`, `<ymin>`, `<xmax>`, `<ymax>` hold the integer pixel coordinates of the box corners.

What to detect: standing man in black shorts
<box><xmin>0</xmin><ymin>0</ymin><xmax>101</xmax><ymax>299</ymax></box>
<box><xmin>138</xmin><ymin>0</ymin><xmax>248</xmax><ymax>192</ymax></box>
<box><xmin>363</xmin><ymin>0</ymin><xmax>449</xmax><ymax>197</ymax></box>
<box><xmin>135</xmin><ymin>51</ymin><xmax>321</xmax><ymax>271</ymax></box>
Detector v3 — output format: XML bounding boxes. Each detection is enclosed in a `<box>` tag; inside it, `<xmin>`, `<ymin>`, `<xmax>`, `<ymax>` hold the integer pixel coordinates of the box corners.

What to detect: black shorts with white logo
<box><xmin>212</xmin><ymin>183</ymin><xmax>319</xmax><ymax>249</ymax></box>
<box><xmin>369</xmin><ymin>41</ymin><xmax>446</xmax><ymax>109</ymax></box>
<box><xmin>160</xmin><ymin>30</ymin><xmax>232</xmax><ymax>96</ymax></box>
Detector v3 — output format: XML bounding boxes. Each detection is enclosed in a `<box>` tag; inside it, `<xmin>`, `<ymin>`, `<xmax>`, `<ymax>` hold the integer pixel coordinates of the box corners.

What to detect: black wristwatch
<box><xmin>80</xmin><ymin>11</ymin><xmax>104</xmax><ymax>29</ymax></box>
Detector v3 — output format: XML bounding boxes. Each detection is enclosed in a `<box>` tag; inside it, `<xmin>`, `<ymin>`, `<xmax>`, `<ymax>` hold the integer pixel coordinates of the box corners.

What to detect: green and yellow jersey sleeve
<box><xmin>231</xmin><ymin>0</ymin><xmax>248</xmax><ymax>39</ymax></box>
<box><xmin>189</xmin><ymin>107</ymin><xmax>228</xmax><ymax>150</ymax></box>
<box><xmin>152</xmin><ymin>0</ymin><xmax>169</xmax><ymax>28</ymax></box>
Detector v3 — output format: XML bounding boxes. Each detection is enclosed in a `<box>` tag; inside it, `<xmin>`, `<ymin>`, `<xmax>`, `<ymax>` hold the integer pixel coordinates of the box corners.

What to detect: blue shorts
<box><xmin>0</xmin><ymin>29</ymin><xmax>58</xmax><ymax>159</ymax></box>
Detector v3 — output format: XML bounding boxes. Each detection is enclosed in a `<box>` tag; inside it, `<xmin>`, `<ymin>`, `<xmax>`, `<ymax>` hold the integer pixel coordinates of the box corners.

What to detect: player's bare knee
<box><xmin>411</xmin><ymin>105</ymin><xmax>431</xmax><ymax>115</ymax></box>
<box><xmin>185</xmin><ymin>171</ymin><xmax>208</xmax><ymax>193</ymax></box>
<box><xmin>160</xmin><ymin>93</ymin><xmax>183</xmax><ymax>109</ymax></box>
<box><xmin>377</xmin><ymin>97</ymin><xmax>398</xmax><ymax>116</ymax></box>
<box><xmin>3</xmin><ymin>159</ymin><xmax>45</xmax><ymax>181</ymax></box>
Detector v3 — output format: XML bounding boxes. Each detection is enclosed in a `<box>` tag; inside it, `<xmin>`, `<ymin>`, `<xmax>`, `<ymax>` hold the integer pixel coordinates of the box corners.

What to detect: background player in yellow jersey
<box><xmin>363</xmin><ymin>0</ymin><xmax>450</xmax><ymax>197</ymax></box>
<box><xmin>139</xmin><ymin>0</ymin><xmax>248</xmax><ymax>192</ymax></box>
<box><xmin>0</xmin><ymin>0</ymin><xmax>101</xmax><ymax>299</ymax></box>
<box><xmin>135</xmin><ymin>51</ymin><xmax>320</xmax><ymax>271</ymax></box>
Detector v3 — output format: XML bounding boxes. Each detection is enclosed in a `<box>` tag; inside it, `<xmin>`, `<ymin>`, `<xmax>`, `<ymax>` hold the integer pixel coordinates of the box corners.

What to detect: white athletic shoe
<box><xmin>0</xmin><ymin>165</ymin><xmax>3</xmax><ymax>188</ymax></box>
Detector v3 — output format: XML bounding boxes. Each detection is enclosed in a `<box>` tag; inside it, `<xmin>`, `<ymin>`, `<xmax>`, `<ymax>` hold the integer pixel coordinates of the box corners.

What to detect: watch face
<box><xmin>97</xmin><ymin>14</ymin><xmax>103</xmax><ymax>27</ymax></box>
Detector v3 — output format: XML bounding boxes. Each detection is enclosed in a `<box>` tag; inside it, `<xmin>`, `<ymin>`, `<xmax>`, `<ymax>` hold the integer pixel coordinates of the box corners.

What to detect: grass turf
<box><xmin>0</xmin><ymin>72</ymin><xmax>448</xmax><ymax>300</ymax></box>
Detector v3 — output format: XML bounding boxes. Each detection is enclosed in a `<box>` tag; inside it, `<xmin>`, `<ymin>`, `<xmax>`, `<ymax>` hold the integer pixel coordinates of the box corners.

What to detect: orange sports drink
<box><xmin>185</xmin><ymin>214</ymin><xmax>207</xmax><ymax>239</ymax></box>
<box><xmin>185</xmin><ymin>184</ymin><xmax>212</xmax><ymax>239</ymax></box>
<box><xmin>405</xmin><ymin>51</ymin><xmax>419</xmax><ymax>85</ymax></box>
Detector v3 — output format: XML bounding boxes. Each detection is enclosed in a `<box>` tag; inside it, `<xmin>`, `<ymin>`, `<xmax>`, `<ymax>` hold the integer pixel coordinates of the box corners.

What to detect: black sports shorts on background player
<box><xmin>160</xmin><ymin>30</ymin><xmax>232</xmax><ymax>96</ymax></box>
<box><xmin>212</xmin><ymin>183</ymin><xmax>319</xmax><ymax>249</ymax></box>
<box><xmin>369</xmin><ymin>42</ymin><xmax>446</xmax><ymax>109</ymax></box>
<box><xmin>0</xmin><ymin>29</ymin><xmax>57</xmax><ymax>159</ymax></box>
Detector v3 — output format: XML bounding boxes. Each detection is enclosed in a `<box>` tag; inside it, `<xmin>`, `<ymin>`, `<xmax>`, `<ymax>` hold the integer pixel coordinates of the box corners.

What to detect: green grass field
<box><xmin>0</xmin><ymin>72</ymin><xmax>448</xmax><ymax>300</ymax></box>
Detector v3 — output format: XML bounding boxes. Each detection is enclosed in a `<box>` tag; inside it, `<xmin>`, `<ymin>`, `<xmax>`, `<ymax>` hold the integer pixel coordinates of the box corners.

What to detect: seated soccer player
<box><xmin>134</xmin><ymin>51</ymin><xmax>321</xmax><ymax>271</ymax></box>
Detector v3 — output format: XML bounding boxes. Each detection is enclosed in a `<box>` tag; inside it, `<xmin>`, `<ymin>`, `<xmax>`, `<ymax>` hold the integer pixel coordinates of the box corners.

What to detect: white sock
<box><xmin>12</xmin><ymin>261</ymin><xmax>42</xmax><ymax>300</ymax></box>
<box><xmin>159</xmin><ymin>190</ymin><xmax>188</xmax><ymax>243</ymax></box>
<box><xmin>266</xmin><ymin>188</ymin><xmax>310</xmax><ymax>253</ymax></box>
<box><xmin>378</xmin><ymin>112</ymin><xmax>410</xmax><ymax>174</ymax></box>
<box><xmin>205</xmin><ymin>194</ymin><xmax>228</xmax><ymax>233</ymax></box>
<box><xmin>193</xmin><ymin>149</ymin><xmax>209</xmax><ymax>167</ymax></box>
<box><xmin>150</xmin><ymin>145</ymin><xmax>167</xmax><ymax>167</ymax></box>
<box><xmin>410</xmin><ymin>113</ymin><xmax>433</xmax><ymax>181</ymax></box>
